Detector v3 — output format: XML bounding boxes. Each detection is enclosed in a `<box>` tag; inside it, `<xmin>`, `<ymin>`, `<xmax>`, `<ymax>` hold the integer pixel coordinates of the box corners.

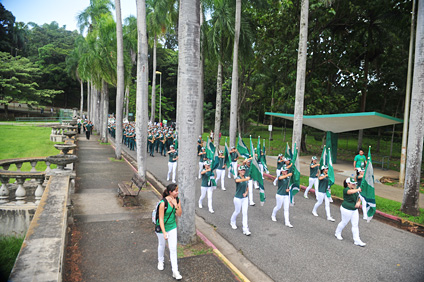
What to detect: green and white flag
<box><xmin>211</xmin><ymin>143</ymin><xmax>220</xmax><ymax>171</ymax></box>
<box><xmin>249</xmin><ymin>136</ymin><xmax>265</xmax><ymax>205</ymax></box>
<box><xmin>224</xmin><ymin>138</ymin><xmax>233</xmax><ymax>175</ymax></box>
<box><xmin>262</xmin><ymin>139</ymin><xmax>269</xmax><ymax>173</ymax></box>
<box><xmin>206</xmin><ymin>137</ymin><xmax>215</xmax><ymax>160</ymax></box>
<box><xmin>327</xmin><ymin>148</ymin><xmax>335</xmax><ymax>187</ymax></box>
<box><xmin>256</xmin><ymin>137</ymin><xmax>261</xmax><ymax>161</ymax></box>
<box><xmin>361</xmin><ymin>146</ymin><xmax>376</xmax><ymax>222</ymax></box>
<box><xmin>284</xmin><ymin>143</ymin><xmax>292</xmax><ymax>160</ymax></box>
<box><xmin>237</xmin><ymin>134</ymin><xmax>250</xmax><ymax>158</ymax></box>
<box><xmin>319</xmin><ymin>145</ymin><xmax>328</xmax><ymax>168</ymax></box>
<box><xmin>289</xmin><ymin>144</ymin><xmax>301</xmax><ymax>204</ymax></box>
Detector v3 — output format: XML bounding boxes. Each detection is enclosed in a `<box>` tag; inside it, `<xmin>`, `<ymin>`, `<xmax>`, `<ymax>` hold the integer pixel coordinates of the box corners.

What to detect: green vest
<box><xmin>235</xmin><ymin>177</ymin><xmax>248</xmax><ymax>199</ymax></box>
<box><xmin>156</xmin><ymin>199</ymin><xmax>177</xmax><ymax>233</ymax></box>
<box><xmin>277</xmin><ymin>177</ymin><xmax>290</xmax><ymax>196</ymax></box>
<box><xmin>342</xmin><ymin>188</ymin><xmax>359</xmax><ymax>211</ymax></box>
<box><xmin>318</xmin><ymin>174</ymin><xmax>328</xmax><ymax>193</ymax></box>
<box><xmin>309</xmin><ymin>163</ymin><xmax>319</xmax><ymax>178</ymax></box>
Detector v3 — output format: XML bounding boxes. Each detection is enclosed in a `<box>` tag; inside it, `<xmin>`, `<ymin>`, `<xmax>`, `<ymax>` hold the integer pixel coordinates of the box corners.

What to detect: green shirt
<box><xmin>277</xmin><ymin>177</ymin><xmax>290</xmax><ymax>196</ymax></box>
<box><xmin>318</xmin><ymin>174</ymin><xmax>328</xmax><ymax>193</ymax></box>
<box><xmin>277</xmin><ymin>159</ymin><xmax>284</xmax><ymax>169</ymax></box>
<box><xmin>354</xmin><ymin>154</ymin><xmax>366</xmax><ymax>169</ymax></box>
<box><xmin>201</xmin><ymin>169</ymin><xmax>213</xmax><ymax>187</ymax></box>
<box><xmin>218</xmin><ymin>157</ymin><xmax>225</xmax><ymax>170</ymax></box>
<box><xmin>230</xmin><ymin>152</ymin><xmax>238</xmax><ymax>162</ymax></box>
<box><xmin>168</xmin><ymin>151</ymin><xmax>178</xmax><ymax>162</ymax></box>
<box><xmin>235</xmin><ymin>177</ymin><xmax>248</xmax><ymax>199</ymax></box>
<box><xmin>309</xmin><ymin>163</ymin><xmax>319</xmax><ymax>178</ymax></box>
<box><xmin>199</xmin><ymin>153</ymin><xmax>207</xmax><ymax>163</ymax></box>
<box><xmin>156</xmin><ymin>199</ymin><xmax>177</xmax><ymax>233</ymax></box>
<box><xmin>342</xmin><ymin>188</ymin><xmax>359</xmax><ymax>211</ymax></box>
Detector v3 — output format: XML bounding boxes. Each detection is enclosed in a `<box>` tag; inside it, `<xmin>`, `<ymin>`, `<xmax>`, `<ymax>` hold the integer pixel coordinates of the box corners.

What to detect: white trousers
<box><xmin>335</xmin><ymin>206</ymin><xmax>361</xmax><ymax>242</ymax></box>
<box><xmin>304</xmin><ymin>177</ymin><xmax>318</xmax><ymax>197</ymax></box>
<box><xmin>248</xmin><ymin>180</ymin><xmax>254</xmax><ymax>204</ymax></box>
<box><xmin>156</xmin><ymin>228</ymin><xmax>178</xmax><ymax>273</ymax></box>
<box><xmin>313</xmin><ymin>191</ymin><xmax>331</xmax><ymax>218</ymax></box>
<box><xmin>231</xmin><ymin>197</ymin><xmax>249</xmax><ymax>232</ymax></box>
<box><xmin>359</xmin><ymin>194</ymin><xmax>368</xmax><ymax>219</ymax></box>
<box><xmin>272</xmin><ymin>194</ymin><xmax>290</xmax><ymax>224</ymax></box>
<box><xmin>273</xmin><ymin>169</ymin><xmax>281</xmax><ymax>185</ymax></box>
<box><xmin>199</xmin><ymin>186</ymin><xmax>214</xmax><ymax>211</ymax></box>
<box><xmin>216</xmin><ymin>169</ymin><xmax>225</xmax><ymax>188</ymax></box>
<box><xmin>198</xmin><ymin>162</ymin><xmax>203</xmax><ymax>178</ymax></box>
<box><xmin>228</xmin><ymin>162</ymin><xmax>237</xmax><ymax>178</ymax></box>
<box><xmin>167</xmin><ymin>162</ymin><xmax>177</xmax><ymax>182</ymax></box>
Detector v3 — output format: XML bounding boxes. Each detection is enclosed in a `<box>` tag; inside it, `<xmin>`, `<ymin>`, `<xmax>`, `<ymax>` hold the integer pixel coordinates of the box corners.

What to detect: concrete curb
<box><xmin>263</xmin><ymin>172</ymin><xmax>424</xmax><ymax>237</ymax></box>
<box><xmin>109</xmin><ymin>141</ymin><xmax>272</xmax><ymax>281</ymax></box>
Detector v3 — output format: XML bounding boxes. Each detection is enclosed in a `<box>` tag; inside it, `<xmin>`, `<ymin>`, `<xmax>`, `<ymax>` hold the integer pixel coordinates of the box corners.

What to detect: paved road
<box><xmin>121</xmin><ymin>143</ymin><xmax>424</xmax><ymax>282</ymax></box>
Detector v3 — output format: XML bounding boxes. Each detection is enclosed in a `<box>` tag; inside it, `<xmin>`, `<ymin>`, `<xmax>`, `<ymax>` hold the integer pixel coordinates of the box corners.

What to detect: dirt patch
<box><xmin>64</xmin><ymin>224</ymin><xmax>83</xmax><ymax>282</ymax></box>
<box><xmin>178</xmin><ymin>236</ymin><xmax>213</xmax><ymax>258</ymax></box>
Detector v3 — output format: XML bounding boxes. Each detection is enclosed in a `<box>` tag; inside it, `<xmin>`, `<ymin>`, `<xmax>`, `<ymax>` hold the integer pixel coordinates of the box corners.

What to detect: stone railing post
<box><xmin>15</xmin><ymin>177</ymin><xmax>26</xmax><ymax>205</ymax></box>
<box><xmin>30</xmin><ymin>161</ymin><xmax>37</xmax><ymax>172</ymax></box>
<box><xmin>0</xmin><ymin>177</ymin><xmax>9</xmax><ymax>204</ymax></box>
<box><xmin>15</xmin><ymin>162</ymin><xmax>23</xmax><ymax>172</ymax></box>
<box><xmin>34</xmin><ymin>177</ymin><xmax>44</xmax><ymax>204</ymax></box>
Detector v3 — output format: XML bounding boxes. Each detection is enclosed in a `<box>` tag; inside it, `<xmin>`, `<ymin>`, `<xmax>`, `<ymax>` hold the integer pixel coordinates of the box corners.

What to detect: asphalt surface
<box><xmin>68</xmin><ymin>134</ymin><xmax>239</xmax><ymax>281</ymax></box>
<box><xmin>118</xmin><ymin>138</ymin><xmax>424</xmax><ymax>282</ymax></box>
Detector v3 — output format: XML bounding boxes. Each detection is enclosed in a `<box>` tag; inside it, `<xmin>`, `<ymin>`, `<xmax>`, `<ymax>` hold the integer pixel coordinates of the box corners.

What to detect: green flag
<box><xmin>262</xmin><ymin>139</ymin><xmax>269</xmax><ymax>173</ymax></box>
<box><xmin>327</xmin><ymin>148</ymin><xmax>335</xmax><ymax>187</ymax></box>
<box><xmin>257</xmin><ymin>137</ymin><xmax>261</xmax><ymax>161</ymax></box>
<box><xmin>211</xmin><ymin>145</ymin><xmax>220</xmax><ymax>171</ymax></box>
<box><xmin>249</xmin><ymin>136</ymin><xmax>265</xmax><ymax>205</ymax></box>
<box><xmin>224</xmin><ymin>138</ymin><xmax>233</xmax><ymax>175</ymax></box>
<box><xmin>206</xmin><ymin>137</ymin><xmax>215</xmax><ymax>160</ymax></box>
<box><xmin>284</xmin><ymin>143</ymin><xmax>292</xmax><ymax>160</ymax></box>
<box><xmin>289</xmin><ymin>144</ymin><xmax>301</xmax><ymax>204</ymax></box>
<box><xmin>237</xmin><ymin>134</ymin><xmax>250</xmax><ymax>158</ymax></box>
<box><xmin>361</xmin><ymin>146</ymin><xmax>376</xmax><ymax>222</ymax></box>
<box><xmin>319</xmin><ymin>145</ymin><xmax>328</xmax><ymax>168</ymax></box>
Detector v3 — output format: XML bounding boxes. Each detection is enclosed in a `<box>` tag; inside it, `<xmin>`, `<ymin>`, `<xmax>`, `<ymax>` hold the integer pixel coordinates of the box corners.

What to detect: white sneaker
<box><xmin>329</xmin><ymin>197</ymin><xmax>333</xmax><ymax>203</ymax></box>
<box><xmin>250</xmin><ymin>202</ymin><xmax>256</xmax><ymax>206</ymax></box>
<box><xmin>198</xmin><ymin>203</ymin><xmax>202</xmax><ymax>209</ymax></box>
<box><xmin>230</xmin><ymin>222</ymin><xmax>237</xmax><ymax>229</ymax></box>
<box><xmin>273</xmin><ymin>181</ymin><xmax>276</xmax><ymax>186</ymax></box>
<box><xmin>158</xmin><ymin>261</ymin><xmax>164</xmax><ymax>270</ymax></box>
<box><xmin>285</xmin><ymin>223</ymin><xmax>293</xmax><ymax>228</ymax></box>
<box><xmin>335</xmin><ymin>233</ymin><xmax>343</xmax><ymax>240</ymax></box>
<box><xmin>173</xmin><ymin>271</ymin><xmax>182</xmax><ymax>280</ymax></box>
<box><xmin>312</xmin><ymin>211</ymin><xmax>318</xmax><ymax>217</ymax></box>
<box><xmin>354</xmin><ymin>240</ymin><xmax>366</xmax><ymax>247</ymax></box>
<box><xmin>304</xmin><ymin>195</ymin><xmax>308</xmax><ymax>199</ymax></box>
<box><xmin>243</xmin><ymin>230</ymin><xmax>251</xmax><ymax>236</ymax></box>
<box><xmin>221</xmin><ymin>187</ymin><xmax>226</xmax><ymax>191</ymax></box>
<box><xmin>209</xmin><ymin>209</ymin><xmax>214</xmax><ymax>214</ymax></box>
<box><xmin>167</xmin><ymin>178</ymin><xmax>169</xmax><ymax>181</ymax></box>
<box><xmin>290</xmin><ymin>203</ymin><xmax>294</xmax><ymax>207</ymax></box>
<box><xmin>327</xmin><ymin>217</ymin><xmax>335</xmax><ymax>222</ymax></box>
<box><xmin>271</xmin><ymin>215</ymin><xmax>277</xmax><ymax>222</ymax></box>
<box><xmin>172</xmin><ymin>180</ymin><xmax>176</xmax><ymax>183</ymax></box>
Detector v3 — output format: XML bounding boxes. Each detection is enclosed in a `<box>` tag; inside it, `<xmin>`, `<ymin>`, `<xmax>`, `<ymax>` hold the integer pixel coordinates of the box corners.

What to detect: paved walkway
<box><xmin>66</xmin><ymin>134</ymin><xmax>240</xmax><ymax>281</ymax></box>
<box><xmin>115</xmin><ymin>138</ymin><xmax>424</xmax><ymax>282</ymax></box>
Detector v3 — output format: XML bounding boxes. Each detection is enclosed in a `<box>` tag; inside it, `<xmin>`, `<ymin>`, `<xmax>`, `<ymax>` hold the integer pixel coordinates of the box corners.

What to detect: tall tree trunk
<box><xmin>199</xmin><ymin>3</ymin><xmax>205</xmax><ymax>136</ymax></box>
<box><xmin>125</xmin><ymin>86</ymin><xmax>129</xmax><ymax>121</ymax></box>
<box><xmin>229</xmin><ymin>0</ymin><xmax>241</xmax><ymax>147</ymax></box>
<box><xmin>87</xmin><ymin>81</ymin><xmax>90</xmax><ymax>119</ymax></box>
<box><xmin>136</xmin><ymin>0</ymin><xmax>149</xmax><ymax>181</ymax></box>
<box><xmin>101</xmin><ymin>79</ymin><xmax>109</xmax><ymax>143</ymax></box>
<box><xmin>80</xmin><ymin>79</ymin><xmax>83</xmax><ymax>118</ymax></box>
<box><xmin>177</xmin><ymin>0</ymin><xmax>201</xmax><ymax>245</ymax></box>
<box><xmin>150</xmin><ymin>35</ymin><xmax>158</xmax><ymax>123</ymax></box>
<box><xmin>214</xmin><ymin>62</ymin><xmax>222</xmax><ymax>148</ymax></box>
<box><xmin>400</xmin><ymin>0</ymin><xmax>417</xmax><ymax>186</ymax></box>
<box><xmin>402</xmin><ymin>0</ymin><xmax>424</xmax><ymax>216</ymax></box>
<box><xmin>293</xmin><ymin>0</ymin><xmax>309</xmax><ymax>151</ymax></box>
<box><xmin>115</xmin><ymin>0</ymin><xmax>125</xmax><ymax>159</ymax></box>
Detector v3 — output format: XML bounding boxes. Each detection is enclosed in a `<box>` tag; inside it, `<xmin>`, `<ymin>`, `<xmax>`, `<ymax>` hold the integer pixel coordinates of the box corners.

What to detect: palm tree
<box><xmin>229</xmin><ymin>0</ymin><xmax>241</xmax><ymax>147</ymax></box>
<box><xmin>115</xmin><ymin>0</ymin><xmax>125</xmax><ymax>159</ymax></box>
<box><xmin>77</xmin><ymin>0</ymin><xmax>114</xmax><ymax>34</ymax></box>
<box><xmin>177</xmin><ymin>0</ymin><xmax>201</xmax><ymax>245</ymax></box>
<box><xmin>136</xmin><ymin>0</ymin><xmax>149</xmax><ymax>180</ymax></box>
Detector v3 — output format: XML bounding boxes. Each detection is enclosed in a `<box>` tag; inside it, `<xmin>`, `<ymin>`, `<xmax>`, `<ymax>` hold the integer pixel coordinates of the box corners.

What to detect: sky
<box><xmin>1</xmin><ymin>0</ymin><xmax>137</xmax><ymax>33</ymax></box>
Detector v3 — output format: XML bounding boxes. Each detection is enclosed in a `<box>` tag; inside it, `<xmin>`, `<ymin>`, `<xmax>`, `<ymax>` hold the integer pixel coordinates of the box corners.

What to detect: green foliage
<box><xmin>0</xmin><ymin>52</ymin><xmax>63</xmax><ymax>107</ymax></box>
<box><xmin>0</xmin><ymin>235</ymin><xmax>24</xmax><ymax>280</ymax></box>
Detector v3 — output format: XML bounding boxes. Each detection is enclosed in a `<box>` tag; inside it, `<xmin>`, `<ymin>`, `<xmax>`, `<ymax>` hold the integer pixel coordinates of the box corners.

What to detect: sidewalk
<box><xmin>66</xmin><ymin>134</ymin><xmax>241</xmax><ymax>281</ymax></box>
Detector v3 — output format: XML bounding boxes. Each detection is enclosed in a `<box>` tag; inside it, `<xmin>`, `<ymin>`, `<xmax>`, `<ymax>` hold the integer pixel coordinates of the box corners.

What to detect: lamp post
<box><xmin>156</xmin><ymin>71</ymin><xmax>162</xmax><ymax>123</ymax></box>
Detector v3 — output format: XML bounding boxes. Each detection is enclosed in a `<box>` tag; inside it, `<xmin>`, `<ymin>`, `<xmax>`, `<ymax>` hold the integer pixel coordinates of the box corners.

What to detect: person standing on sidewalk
<box><xmin>312</xmin><ymin>166</ymin><xmax>335</xmax><ymax>222</ymax></box>
<box><xmin>156</xmin><ymin>183</ymin><xmax>183</xmax><ymax>280</ymax></box>
<box><xmin>84</xmin><ymin>121</ymin><xmax>92</xmax><ymax>140</ymax></box>
<box><xmin>304</xmin><ymin>156</ymin><xmax>319</xmax><ymax>199</ymax></box>
<box><xmin>198</xmin><ymin>160</ymin><xmax>216</xmax><ymax>213</ymax></box>
<box><xmin>335</xmin><ymin>177</ymin><xmax>366</xmax><ymax>247</ymax></box>
<box><xmin>271</xmin><ymin>167</ymin><xmax>293</xmax><ymax>228</ymax></box>
<box><xmin>353</xmin><ymin>149</ymin><xmax>367</xmax><ymax>172</ymax></box>
<box><xmin>230</xmin><ymin>166</ymin><xmax>251</xmax><ymax>236</ymax></box>
<box><xmin>167</xmin><ymin>145</ymin><xmax>178</xmax><ymax>183</ymax></box>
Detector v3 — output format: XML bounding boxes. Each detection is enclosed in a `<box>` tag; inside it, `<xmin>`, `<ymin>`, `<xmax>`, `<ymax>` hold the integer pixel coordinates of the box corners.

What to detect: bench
<box><xmin>373</xmin><ymin>156</ymin><xmax>390</xmax><ymax>171</ymax></box>
<box><xmin>118</xmin><ymin>173</ymin><xmax>146</xmax><ymax>206</ymax></box>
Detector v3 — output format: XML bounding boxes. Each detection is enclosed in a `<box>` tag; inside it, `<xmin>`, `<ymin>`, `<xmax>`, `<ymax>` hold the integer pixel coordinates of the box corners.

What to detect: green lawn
<box><xmin>0</xmin><ymin>125</ymin><xmax>59</xmax><ymax>171</ymax></box>
<box><xmin>0</xmin><ymin>235</ymin><xmax>24</xmax><ymax>280</ymax></box>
